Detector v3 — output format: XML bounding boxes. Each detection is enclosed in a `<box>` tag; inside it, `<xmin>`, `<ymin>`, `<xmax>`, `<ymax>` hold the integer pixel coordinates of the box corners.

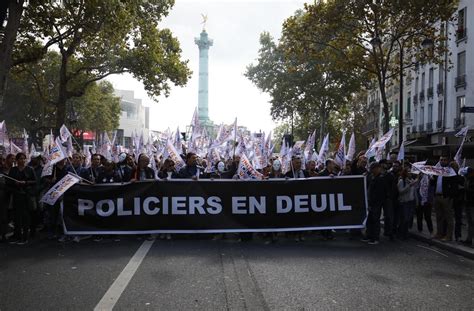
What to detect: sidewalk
<box><xmin>408</xmin><ymin>213</ymin><xmax>474</xmax><ymax>260</ymax></box>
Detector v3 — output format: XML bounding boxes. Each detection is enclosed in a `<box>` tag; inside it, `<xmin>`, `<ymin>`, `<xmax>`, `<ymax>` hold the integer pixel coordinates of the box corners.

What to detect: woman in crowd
<box><xmin>158</xmin><ymin>158</ymin><xmax>179</xmax><ymax>179</ymax></box>
<box><xmin>7</xmin><ymin>153</ymin><xmax>37</xmax><ymax>245</ymax></box>
<box><xmin>268</xmin><ymin>159</ymin><xmax>284</xmax><ymax>178</ymax></box>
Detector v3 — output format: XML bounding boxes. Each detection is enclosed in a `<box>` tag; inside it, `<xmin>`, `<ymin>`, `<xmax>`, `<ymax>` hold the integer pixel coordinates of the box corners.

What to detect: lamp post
<box><xmin>371</xmin><ymin>36</ymin><xmax>434</xmax><ymax>149</ymax></box>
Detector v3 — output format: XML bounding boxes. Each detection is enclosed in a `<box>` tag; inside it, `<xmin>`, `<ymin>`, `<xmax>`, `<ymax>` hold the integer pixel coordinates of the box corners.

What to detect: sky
<box><xmin>107</xmin><ymin>0</ymin><xmax>306</xmax><ymax>134</ymax></box>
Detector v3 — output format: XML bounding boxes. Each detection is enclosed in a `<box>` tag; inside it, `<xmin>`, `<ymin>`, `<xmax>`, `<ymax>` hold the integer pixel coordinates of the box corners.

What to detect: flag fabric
<box><xmin>304</xmin><ymin>130</ymin><xmax>316</xmax><ymax>161</ymax></box>
<box><xmin>365</xmin><ymin>137</ymin><xmax>376</xmax><ymax>158</ymax></box>
<box><xmin>372</xmin><ymin>128</ymin><xmax>394</xmax><ymax>149</ymax></box>
<box><xmin>59</xmin><ymin>124</ymin><xmax>72</xmax><ymax>143</ymax></box>
<box><xmin>9</xmin><ymin>140</ymin><xmax>22</xmax><ymax>155</ymax></box>
<box><xmin>165</xmin><ymin>140</ymin><xmax>185</xmax><ymax>172</ymax></box>
<box><xmin>49</xmin><ymin>137</ymin><xmax>67</xmax><ymax>165</ymax></box>
<box><xmin>397</xmin><ymin>140</ymin><xmax>405</xmax><ymax>161</ymax></box>
<box><xmin>454</xmin><ymin>133</ymin><xmax>467</xmax><ymax>167</ymax></box>
<box><xmin>346</xmin><ymin>132</ymin><xmax>356</xmax><ymax>161</ymax></box>
<box><xmin>237</xmin><ymin>154</ymin><xmax>263</xmax><ymax>180</ymax></box>
<box><xmin>22</xmin><ymin>129</ymin><xmax>29</xmax><ymax>158</ymax></box>
<box><xmin>66</xmin><ymin>136</ymin><xmax>74</xmax><ymax>158</ymax></box>
<box><xmin>334</xmin><ymin>132</ymin><xmax>346</xmax><ymax>168</ymax></box>
<box><xmin>0</xmin><ymin>121</ymin><xmax>9</xmax><ymax>148</ymax></box>
<box><xmin>83</xmin><ymin>145</ymin><xmax>91</xmax><ymax>168</ymax></box>
<box><xmin>411</xmin><ymin>164</ymin><xmax>456</xmax><ymax>177</ymax></box>
<box><xmin>41</xmin><ymin>161</ymin><xmax>54</xmax><ymax>178</ymax></box>
<box><xmin>454</xmin><ymin>126</ymin><xmax>469</xmax><ymax>138</ymax></box>
<box><xmin>40</xmin><ymin>173</ymin><xmax>81</xmax><ymax>205</ymax></box>
<box><xmin>318</xmin><ymin>134</ymin><xmax>329</xmax><ymax>165</ymax></box>
<box><xmin>292</xmin><ymin>141</ymin><xmax>305</xmax><ymax>156</ymax></box>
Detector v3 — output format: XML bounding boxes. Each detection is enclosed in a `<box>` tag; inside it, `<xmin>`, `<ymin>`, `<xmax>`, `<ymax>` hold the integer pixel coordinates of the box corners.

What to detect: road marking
<box><xmin>94</xmin><ymin>240</ymin><xmax>154</xmax><ymax>311</ymax></box>
<box><xmin>416</xmin><ymin>244</ymin><xmax>449</xmax><ymax>258</ymax></box>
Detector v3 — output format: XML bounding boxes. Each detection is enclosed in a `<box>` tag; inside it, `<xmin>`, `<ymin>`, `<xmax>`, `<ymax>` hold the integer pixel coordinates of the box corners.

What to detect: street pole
<box><xmin>398</xmin><ymin>39</ymin><xmax>404</xmax><ymax>148</ymax></box>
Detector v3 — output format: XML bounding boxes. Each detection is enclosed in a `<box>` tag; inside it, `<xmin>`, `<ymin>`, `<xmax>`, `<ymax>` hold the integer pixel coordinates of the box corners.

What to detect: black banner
<box><xmin>62</xmin><ymin>176</ymin><xmax>368</xmax><ymax>234</ymax></box>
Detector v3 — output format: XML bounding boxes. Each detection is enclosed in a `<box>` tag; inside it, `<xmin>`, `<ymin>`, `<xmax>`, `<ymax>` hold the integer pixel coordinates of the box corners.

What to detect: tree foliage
<box><xmin>3</xmin><ymin>51</ymin><xmax>120</xmax><ymax>145</ymax></box>
<box><xmin>284</xmin><ymin>0</ymin><xmax>458</xmax><ymax>135</ymax></box>
<box><xmin>1</xmin><ymin>0</ymin><xmax>191</xmax><ymax>130</ymax></box>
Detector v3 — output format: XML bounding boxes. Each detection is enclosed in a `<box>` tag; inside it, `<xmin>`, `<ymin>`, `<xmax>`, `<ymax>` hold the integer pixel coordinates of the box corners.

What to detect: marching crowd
<box><xmin>0</xmin><ymin>149</ymin><xmax>473</xmax><ymax>247</ymax></box>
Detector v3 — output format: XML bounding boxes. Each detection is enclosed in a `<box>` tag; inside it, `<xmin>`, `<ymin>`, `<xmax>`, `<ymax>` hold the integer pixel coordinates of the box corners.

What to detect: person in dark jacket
<box><xmin>363</xmin><ymin>162</ymin><xmax>387</xmax><ymax>244</ymax></box>
<box><xmin>157</xmin><ymin>158</ymin><xmax>179</xmax><ymax>179</ymax></box>
<box><xmin>430</xmin><ymin>156</ymin><xmax>456</xmax><ymax>241</ymax></box>
<box><xmin>80</xmin><ymin>153</ymin><xmax>103</xmax><ymax>183</ymax></box>
<box><xmin>450</xmin><ymin>161</ymin><xmax>465</xmax><ymax>241</ymax></box>
<box><xmin>131</xmin><ymin>154</ymin><xmax>156</xmax><ymax>181</ymax></box>
<box><xmin>116</xmin><ymin>152</ymin><xmax>133</xmax><ymax>182</ymax></box>
<box><xmin>7</xmin><ymin>153</ymin><xmax>37</xmax><ymax>245</ymax></box>
<box><xmin>97</xmin><ymin>161</ymin><xmax>122</xmax><ymax>183</ymax></box>
<box><xmin>461</xmin><ymin>167</ymin><xmax>474</xmax><ymax>246</ymax></box>
<box><xmin>285</xmin><ymin>156</ymin><xmax>309</xmax><ymax>178</ymax></box>
<box><xmin>178</xmin><ymin>152</ymin><xmax>205</xmax><ymax>179</ymax></box>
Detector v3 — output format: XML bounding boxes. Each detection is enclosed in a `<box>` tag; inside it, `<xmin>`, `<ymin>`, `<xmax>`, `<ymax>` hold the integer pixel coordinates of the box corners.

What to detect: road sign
<box><xmin>460</xmin><ymin>106</ymin><xmax>474</xmax><ymax>113</ymax></box>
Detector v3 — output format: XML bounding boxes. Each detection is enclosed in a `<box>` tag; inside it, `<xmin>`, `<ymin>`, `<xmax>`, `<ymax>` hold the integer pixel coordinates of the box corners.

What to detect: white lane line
<box><xmin>94</xmin><ymin>240</ymin><xmax>155</xmax><ymax>311</ymax></box>
<box><xmin>416</xmin><ymin>244</ymin><xmax>449</xmax><ymax>258</ymax></box>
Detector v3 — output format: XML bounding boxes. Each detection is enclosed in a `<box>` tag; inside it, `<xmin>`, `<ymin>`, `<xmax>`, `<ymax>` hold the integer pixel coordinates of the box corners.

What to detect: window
<box><xmin>421</xmin><ymin>72</ymin><xmax>425</xmax><ymax>90</ymax></box>
<box><xmin>457</xmin><ymin>51</ymin><xmax>466</xmax><ymax>76</ymax></box>
<box><xmin>438</xmin><ymin>100</ymin><xmax>443</xmax><ymax>122</ymax></box>
<box><xmin>428</xmin><ymin>104</ymin><xmax>433</xmax><ymax>123</ymax></box>
<box><xmin>457</xmin><ymin>96</ymin><xmax>465</xmax><ymax>117</ymax></box>
<box><xmin>429</xmin><ymin>68</ymin><xmax>434</xmax><ymax>88</ymax></box>
<box><xmin>407</xmin><ymin>92</ymin><xmax>411</xmax><ymax>114</ymax></box>
<box><xmin>420</xmin><ymin>106</ymin><xmax>424</xmax><ymax>126</ymax></box>
<box><xmin>457</xmin><ymin>7</ymin><xmax>467</xmax><ymax>40</ymax></box>
<box><xmin>414</xmin><ymin>107</ymin><xmax>418</xmax><ymax>126</ymax></box>
<box><xmin>415</xmin><ymin>76</ymin><xmax>419</xmax><ymax>95</ymax></box>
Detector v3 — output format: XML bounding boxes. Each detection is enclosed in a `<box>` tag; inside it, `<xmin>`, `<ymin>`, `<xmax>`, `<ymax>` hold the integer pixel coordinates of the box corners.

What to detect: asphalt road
<box><xmin>1</xmin><ymin>234</ymin><xmax>473</xmax><ymax>310</ymax></box>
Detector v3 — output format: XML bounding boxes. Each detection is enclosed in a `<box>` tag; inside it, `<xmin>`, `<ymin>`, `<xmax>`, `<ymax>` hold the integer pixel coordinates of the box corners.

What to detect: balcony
<box><xmin>456</xmin><ymin>28</ymin><xmax>467</xmax><ymax>42</ymax></box>
<box><xmin>427</xmin><ymin>87</ymin><xmax>434</xmax><ymax>99</ymax></box>
<box><xmin>418</xmin><ymin>124</ymin><xmax>425</xmax><ymax>133</ymax></box>
<box><xmin>436</xmin><ymin>120</ymin><xmax>443</xmax><ymax>129</ymax></box>
<box><xmin>412</xmin><ymin>125</ymin><xmax>417</xmax><ymax>133</ymax></box>
<box><xmin>413</xmin><ymin>95</ymin><xmax>418</xmax><ymax>105</ymax></box>
<box><xmin>437</xmin><ymin>83</ymin><xmax>444</xmax><ymax>95</ymax></box>
<box><xmin>426</xmin><ymin>122</ymin><xmax>433</xmax><ymax>132</ymax></box>
<box><xmin>419</xmin><ymin>90</ymin><xmax>425</xmax><ymax>102</ymax></box>
<box><xmin>455</xmin><ymin>75</ymin><xmax>466</xmax><ymax>90</ymax></box>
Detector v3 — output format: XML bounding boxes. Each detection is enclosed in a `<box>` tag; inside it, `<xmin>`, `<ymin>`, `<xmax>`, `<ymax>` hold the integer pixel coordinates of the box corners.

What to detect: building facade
<box><xmin>114</xmin><ymin>89</ymin><xmax>149</xmax><ymax>148</ymax></box>
<box><xmin>363</xmin><ymin>0</ymin><xmax>474</xmax><ymax>162</ymax></box>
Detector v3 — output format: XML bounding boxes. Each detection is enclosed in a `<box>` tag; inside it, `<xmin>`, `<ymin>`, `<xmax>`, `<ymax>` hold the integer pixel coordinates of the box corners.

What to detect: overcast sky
<box><xmin>107</xmin><ymin>0</ymin><xmax>306</xmax><ymax>134</ymax></box>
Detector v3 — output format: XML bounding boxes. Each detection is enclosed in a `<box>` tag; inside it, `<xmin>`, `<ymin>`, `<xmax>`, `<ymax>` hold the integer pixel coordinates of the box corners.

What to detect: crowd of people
<box><xmin>0</xmin><ymin>149</ymin><xmax>473</xmax><ymax>247</ymax></box>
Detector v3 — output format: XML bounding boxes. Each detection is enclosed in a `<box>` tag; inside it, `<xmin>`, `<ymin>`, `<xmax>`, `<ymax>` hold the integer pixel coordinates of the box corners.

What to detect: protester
<box><xmin>81</xmin><ymin>153</ymin><xmax>103</xmax><ymax>183</ymax></box>
<box><xmin>97</xmin><ymin>161</ymin><xmax>122</xmax><ymax>183</ymax></box>
<box><xmin>0</xmin><ymin>155</ymin><xmax>9</xmax><ymax>242</ymax></box>
<box><xmin>363</xmin><ymin>162</ymin><xmax>386</xmax><ymax>244</ymax></box>
<box><xmin>397</xmin><ymin>168</ymin><xmax>417</xmax><ymax>240</ymax></box>
<box><xmin>431</xmin><ymin>156</ymin><xmax>456</xmax><ymax>242</ymax></box>
<box><xmin>179</xmin><ymin>152</ymin><xmax>204</xmax><ymax>179</ymax></box>
<box><xmin>416</xmin><ymin>173</ymin><xmax>434</xmax><ymax>237</ymax></box>
<box><xmin>131</xmin><ymin>154</ymin><xmax>155</xmax><ymax>181</ymax></box>
<box><xmin>268</xmin><ymin>159</ymin><xmax>284</xmax><ymax>178</ymax></box>
<box><xmin>285</xmin><ymin>156</ymin><xmax>309</xmax><ymax>178</ymax></box>
<box><xmin>7</xmin><ymin>153</ymin><xmax>37</xmax><ymax>245</ymax></box>
<box><xmin>27</xmin><ymin>153</ymin><xmax>44</xmax><ymax>238</ymax></box>
<box><xmin>461</xmin><ymin>167</ymin><xmax>474</xmax><ymax>246</ymax></box>
<box><xmin>306</xmin><ymin>160</ymin><xmax>319</xmax><ymax>177</ymax></box>
<box><xmin>116</xmin><ymin>152</ymin><xmax>133</xmax><ymax>182</ymax></box>
<box><xmin>68</xmin><ymin>153</ymin><xmax>86</xmax><ymax>177</ymax></box>
<box><xmin>158</xmin><ymin>158</ymin><xmax>179</xmax><ymax>179</ymax></box>
<box><xmin>450</xmin><ymin>161</ymin><xmax>465</xmax><ymax>242</ymax></box>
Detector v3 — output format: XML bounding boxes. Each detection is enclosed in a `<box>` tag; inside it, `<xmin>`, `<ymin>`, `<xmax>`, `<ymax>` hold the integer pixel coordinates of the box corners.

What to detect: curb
<box><xmin>409</xmin><ymin>231</ymin><xmax>474</xmax><ymax>260</ymax></box>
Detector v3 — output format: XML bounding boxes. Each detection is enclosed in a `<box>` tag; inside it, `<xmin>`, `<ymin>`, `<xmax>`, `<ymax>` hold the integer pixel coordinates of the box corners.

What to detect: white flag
<box><xmin>334</xmin><ymin>132</ymin><xmax>346</xmax><ymax>168</ymax></box>
<box><xmin>49</xmin><ymin>137</ymin><xmax>67</xmax><ymax>165</ymax></box>
<box><xmin>59</xmin><ymin>124</ymin><xmax>72</xmax><ymax>143</ymax></box>
<box><xmin>346</xmin><ymin>132</ymin><xmax>356</xmax><ymax>161</ymax></box>
<box><xmin>397</xmin><ymin>140</ymin><xmax>405</xmax><ymax>161</ymax></box>
<box><xmin>165</xmin><ymin>140</ymin><xmax>185</xmax><ymax>172</ymax></box>
<box><xmin>237</xmin><ymin>153</ymin><xmax>264</xmax><ymax>180</ymax></box>
<box><xmin>40</xmin><ymin>173</ymin><xmax>81</xmax><ymax>205</ymax></box>
<box><xmin>454</xmin><ymin>126</ymin><xmax>469</xmax><ymax>138</ymax></box>
<box><xmin>318</xmin><ymin>134</ymin><xmax>329</xmax><ymax>165</ymax></box>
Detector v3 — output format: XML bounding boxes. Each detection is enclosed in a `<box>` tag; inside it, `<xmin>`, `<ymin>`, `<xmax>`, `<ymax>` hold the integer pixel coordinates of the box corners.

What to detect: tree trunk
<box><xmin>55</xmin><ymin>53</ymin><xmax>69</xmax><ymax>133</ymax></box>
<box><xmin>0</xmin><ymin>0</ymin><xmax>24</xmax><ymax>111</ymax></box>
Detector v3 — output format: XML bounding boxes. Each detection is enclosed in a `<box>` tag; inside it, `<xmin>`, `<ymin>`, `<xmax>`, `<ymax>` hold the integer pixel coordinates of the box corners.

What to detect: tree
<box><xmin>246</xmin><ymin>27</ymin><xmax>365</xmax><ymax>147</ymax></box>
<box><xmin>3</xmin><ymin>0</ymin><xmax>191</xmax><ymax>130</ymax></box>
<box><xmin>284</xmin><ymin>0</ymin><xmax>458</xmax><ymax>135</ymax></box>
<box><xmin>3</xmin><ymin>51</ymin><xmax>120</xmax><ymax>146</ymax></box>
